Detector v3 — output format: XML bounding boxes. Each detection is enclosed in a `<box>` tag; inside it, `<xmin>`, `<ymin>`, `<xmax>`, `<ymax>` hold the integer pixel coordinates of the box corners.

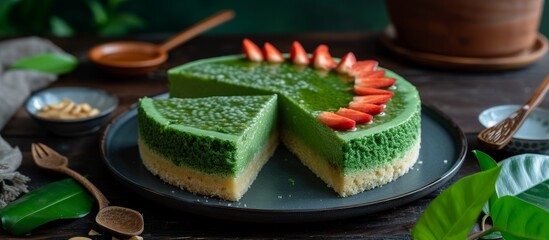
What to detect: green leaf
<box><xmin>10</xmin><ymin>52</ymin><xmax>78</xmax><ymax>74</ymax></box>
<box><xmin>473</xmin><ymin>150</ymin><xmax>499</xmax><ymax>215</ymax></box>
<box><xmin>496</xmin><ymin>154</ymin><xmax>549</xmax><ymax>211</ymax></box>
<box><xmin>0</xmin><ymin>0</ymin><xmax>20</xmax><ymax>27</ymax></box>
<box><xmin>85</xmin><ymin>0</ymin><xmax>108</xmax><ymax>26</ymax></box>
<box><xmin>491</xmin><ymin>196</ymin><xmax>549</xmax><ymax>240</ymax></box>
<box><xmin>49</xmin><ymin>15</ymin><xmax>74</xmax><ymax>37</ymax></box>
<box><xmin>472</xmin><ymin>150</ymin><xmax>498</xmax><ymax>171</ymax></box>
<box><xmin>108</xmin><ymin>0</ymin><xmax>128</xmax><ymax>9</ymax></box>
<box><xmin>99</xmin><ymin>12</ymin><xmax>145</xmax><ymax>36</ymax></box>
<box><xmin>0</xmin><ymin>178</ymin><xmax>93</xmax><ymax>235</ymax></box>
<box><xmin>411</xmin><ymin>166</ymin><xmax>501</xmax><ymax>240</ymax></box>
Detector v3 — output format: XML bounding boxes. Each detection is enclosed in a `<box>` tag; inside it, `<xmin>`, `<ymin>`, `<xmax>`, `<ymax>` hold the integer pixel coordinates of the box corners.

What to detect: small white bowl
<box><xmin>479</xmin><ymin>105</ymin><xmax>549</xmax><ymax>154</ymax></box>
<box><xmin>25</xmin><ymin>87</ymin><xmax>118</xmax><ymax>136</ymax></box>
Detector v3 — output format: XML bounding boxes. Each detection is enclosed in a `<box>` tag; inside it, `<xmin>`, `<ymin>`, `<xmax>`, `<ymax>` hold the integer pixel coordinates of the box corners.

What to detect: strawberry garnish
<box><xmin>355</xmin><ymin>77</ymin><xmax>396</xmax><ymax>89</ymax></box>
<box><xmin>348</xmin><ymin>101</ymin><xmax>384</xmax><ymax>115</ymax></box>
<box><xmin>290</xmin><ymin>41</ymin><xmax>310</xmax><ymax>65</ymax></box>
<box><xmin>336</xmin><ymin>108</ymin><xmax>373</xmax><ymax>124</ymax></box>
<box><xmin>353</xmin><ymin>95</ymin><xmax>392</xmax><ymax>105</ymax></box>
<box><xmin>312</xmin><ymin>44</ymin><xmax>336</xmax><ymax>70</ymax></box>
<box><xmin>353</xmin><ymin>86</ymin><xmax>394</xmax><ymax>96</ymax></box>
<box><xmin>263</xmin><ymin>42</ymin><xmax>285</xmax><ymax>63</ymax></box>
<box><xmin>357</xmin><ymin>69</ymin><xmax>386</xmax><ymax>78</ymax></box>
<box><xmin>351</xmin><ymin>60</ymin><xmax>378</xmax><ymax>76</ymax></box>
<box><xmin>335</xmin><ymin>52</ymin><xmax>356</xmax><ymax>75</ymax></box>
<box><xmin>317</xmin><ymin>112</ymin><xmax>356</xmax><ymax>131</ymax></box>
<box><xmin>243</xmin><ymin>38</ymin><xmax>263</xmax><ymax>62</ymax></box>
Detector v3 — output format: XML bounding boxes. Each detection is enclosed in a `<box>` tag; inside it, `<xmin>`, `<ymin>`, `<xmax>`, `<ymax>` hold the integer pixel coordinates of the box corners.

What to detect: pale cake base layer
<box><xmin>138</xmin><ymin>133</ymin><xmax>278</xmax><ymax>201</ymax></box>
<box><xmin>281</xmin><ymin>130</ymin><xmax>421</xmax><ymax>197</ymax></box>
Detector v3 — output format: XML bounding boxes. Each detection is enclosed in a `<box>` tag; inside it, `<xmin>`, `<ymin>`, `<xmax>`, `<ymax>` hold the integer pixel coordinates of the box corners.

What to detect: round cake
<box><xmin>138</xmin><ymin>40</ymin><xmax>421</xmax><ymax>201</ymax></box>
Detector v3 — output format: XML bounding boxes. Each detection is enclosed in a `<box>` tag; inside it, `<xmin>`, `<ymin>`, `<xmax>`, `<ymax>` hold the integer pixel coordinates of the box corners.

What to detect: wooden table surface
<box><xmin>2</xmin><ymin>33</ymin><xmax>548</xmax><ymax>239</ymax></box>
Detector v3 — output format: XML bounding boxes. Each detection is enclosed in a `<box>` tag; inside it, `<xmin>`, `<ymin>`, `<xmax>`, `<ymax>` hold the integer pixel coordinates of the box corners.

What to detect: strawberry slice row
<box><xmin>241</xmin><ymin>39</ymin><xmax>398</xmax><ymax>131</ymax></box>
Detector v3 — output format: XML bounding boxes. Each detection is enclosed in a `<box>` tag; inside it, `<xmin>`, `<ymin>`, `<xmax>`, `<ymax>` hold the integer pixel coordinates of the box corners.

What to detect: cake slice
<box><xmin>137</xmin><ymin>95</ymin><xmax>278</xmax><ymax>201</ymax></box>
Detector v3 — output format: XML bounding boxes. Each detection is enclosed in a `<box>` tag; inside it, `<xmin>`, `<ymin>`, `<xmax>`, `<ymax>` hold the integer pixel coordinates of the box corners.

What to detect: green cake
<box><xmin>138</xmin><ymin>40</ymin><xmax>421</xmax><ymax>200</ymax></box>
<box><xmin>138</xmin><ymin>95</ymin><xmax>278</xmax><ymax>201</ymax></box>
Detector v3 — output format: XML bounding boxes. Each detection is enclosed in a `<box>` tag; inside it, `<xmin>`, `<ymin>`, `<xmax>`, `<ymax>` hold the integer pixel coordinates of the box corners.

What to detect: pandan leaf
<box><xmin>10</xmin><ymin>52</ymin><xmax>78</xmax><ymax>74</ymax></box>
<box><xmin>496</xmin><ymin>154</ymin><xmax>549</xmax><ymax>211</ymax></box>
<box><xmin>0</xmin><ymin>178</ymin><xmax>93</xmax><ymax>235</ymax></box>
<box><xmin>491</xmin><ymin>196</ymin><xmax>549</xmax><ymax>240</ymax></box>
<box><xmin>411</xmin><ymin>166</ymin><xmax>501</xmax><ymax>240</ymax></box>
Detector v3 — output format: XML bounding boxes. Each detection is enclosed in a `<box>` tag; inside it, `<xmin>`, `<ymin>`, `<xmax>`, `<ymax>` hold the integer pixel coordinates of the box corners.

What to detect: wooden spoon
<box><xmin>89</xmin><ymin>9</ymin><xmax>235</xmax><ymax>75</ymax></box>
<box><xmin>31</xmin><ymin>143</ymin><xmax>144</xmax><ymax>237</ymax></box>
<box><xmin>477</xmin><ymin>73</ymin><xmax>549</xmax><ymax>150</ymax></box>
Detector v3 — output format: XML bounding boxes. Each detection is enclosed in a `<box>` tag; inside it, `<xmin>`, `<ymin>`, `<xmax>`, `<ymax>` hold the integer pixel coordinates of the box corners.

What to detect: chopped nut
<box><xmin>69</xmin><ymin>237</ymin><xmax>92</xmax><ymax>240</ymax></box>
<box><xmin>88</xmin><ymin>229</ymin><xmax>101</xmax><ymax>236</ymax></box>
<box><xmin>36</xmin><ymin>99</ymin><xmax>101</xmax><ymax>120</ymax></box>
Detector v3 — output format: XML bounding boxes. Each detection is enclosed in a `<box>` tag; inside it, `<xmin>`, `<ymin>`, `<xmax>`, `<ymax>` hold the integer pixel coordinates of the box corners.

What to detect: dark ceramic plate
<box><xmin>101</xmin><ymin>94</ymin><xmax>466</xmax><ymax>222</ymax></box>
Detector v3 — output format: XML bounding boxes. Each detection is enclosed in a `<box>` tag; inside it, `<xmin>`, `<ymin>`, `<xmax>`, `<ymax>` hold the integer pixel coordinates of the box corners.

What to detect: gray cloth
<box><xmin>0</xmin><ymin>37</ymin><xmax>66</xmax><ymax>208</ymax></box>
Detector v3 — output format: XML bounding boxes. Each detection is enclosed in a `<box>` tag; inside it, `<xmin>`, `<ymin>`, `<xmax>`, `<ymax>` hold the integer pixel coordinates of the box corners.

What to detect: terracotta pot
<box><xmin>385</xmin><ymin>0</ymin><xmax>544</xmax><ymax>57</ymax></box>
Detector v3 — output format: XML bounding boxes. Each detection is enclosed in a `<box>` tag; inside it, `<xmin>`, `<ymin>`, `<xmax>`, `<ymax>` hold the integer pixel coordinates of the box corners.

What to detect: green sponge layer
<box><xmin>168</xmin><ymin>55</ymin><xmax>421</xmax><ymax>175</ymax></box>
<box><xmin>138</xmin><ymin>95</ymin><xmax>278</xmax><ymax>177</ymax></box>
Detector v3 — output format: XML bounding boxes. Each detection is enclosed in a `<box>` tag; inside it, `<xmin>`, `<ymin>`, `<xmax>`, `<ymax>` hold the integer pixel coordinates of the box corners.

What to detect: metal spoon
<box><xmin>477</xmin><ymin>73</ymin><xmax>549</xmax><ymax>150</ymax></box>
<box><xmin>31</xmin><ymin>143</ymin><xmax>144</xmax><ymax>237</ymax></box>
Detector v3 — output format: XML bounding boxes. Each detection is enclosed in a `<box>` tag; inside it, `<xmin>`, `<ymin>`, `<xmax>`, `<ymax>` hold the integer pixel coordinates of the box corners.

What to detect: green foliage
<box><xmin>496</xmin><ymin>154</ymin><xmax>549</xmax><ymax>210</ymax></box>
<box><xmin>0</xmin><ymin>178</ymin><xmax>93</xmax><ymax>235</ymax></box>
<box><xmin>491</xmin><ymin>196</ymin><xmax>549</xmax><ymax>240</ymax></box>
<box><xmin>10</xmin><ymin>53</ymin><xmax>78</xmax><ymax>74</ymax></box>
<box><xmin>411</xmin><ymin>166</ymin><xmax>501</xmax><ymax>240</ymax></box>
<box><xmin>0</xmin><ymin>0</ymin><xmax>144</xmax><ymax>37</ymax></box>
<box><xmin>412</xmin><ymin>151</ymin><xmax>549</xmax><ymax>240</ymax></box>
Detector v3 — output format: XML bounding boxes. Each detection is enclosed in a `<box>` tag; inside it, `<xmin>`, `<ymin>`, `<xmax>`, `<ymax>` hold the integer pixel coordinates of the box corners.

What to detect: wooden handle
<box><xmin>525</xmin><ymin>73</ymin><xmax>549</xmax><ymax>110</ymax></box>
<box><xmin>159</xmin><ymin>9</ymin><xmax>235</xmax><ymax>52</ymax></box>
<box><xmin>478</xmin><ymin>73</ymin><xmax>549</xmax><ymax>150</ymax></box>
<box><xmin>62</xmin><ymin>167</ymin><xmax>110</xmax><ymax>210</ymax></box>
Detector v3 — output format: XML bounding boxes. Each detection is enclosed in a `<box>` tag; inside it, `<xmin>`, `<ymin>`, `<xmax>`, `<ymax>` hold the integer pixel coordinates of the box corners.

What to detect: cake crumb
<box><xmin>418</xmin><ymin>161</ymin><xmax>423</xmax><ymax>164</ymax></box>
<box><xmin>288</xmin><ymin>178</ymin><xmax>295</xmax><ymax>185</ymax></box>
<box><xmin>244</xmin><ymin>203</ymin><xmax>247</xmax><ymax>207</ymax></box>
<box><xmin>443</xmin><ymin>160</ymin><xmax>448</xmax><ymax>164</ymax></box>
<box><xmin>278</xmin><ymin>195</ymin><xmax>282</xmax><ymax>199</ymax></box>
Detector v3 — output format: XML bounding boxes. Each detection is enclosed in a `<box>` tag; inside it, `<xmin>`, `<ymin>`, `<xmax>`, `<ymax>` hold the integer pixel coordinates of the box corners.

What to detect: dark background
<box><xmin>2</xmin><ymin>0</ymin><xmax>547</xmax><ymax>36</ymax></box>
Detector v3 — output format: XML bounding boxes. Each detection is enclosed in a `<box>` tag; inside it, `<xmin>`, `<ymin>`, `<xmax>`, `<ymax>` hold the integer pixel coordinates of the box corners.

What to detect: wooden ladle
<box><xmin>31</xmin><ymin>143</ymin><xmax>144</xmax><ymax>237</ymax></box>
<box><xmin>89</xmin><ymin>9</ymin><xmax>235</xmax><ymax>75</ymax></box>
<box><xmin>477</xmin><ymin>73</ymin><xmax>549</xmax><ymax>150</ymax></box>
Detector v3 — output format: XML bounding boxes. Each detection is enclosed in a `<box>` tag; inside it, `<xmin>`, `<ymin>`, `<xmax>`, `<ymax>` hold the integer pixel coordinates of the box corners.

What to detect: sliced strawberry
<box><xmin>355</xmin><ymin>77</ymin><xmax>396</xmax><ymax>88</ymax></box>
<box><xmin>317</xmin><ymin>112</ymin><xmax>355</xmax><ymax>131</ymax></box>
<box><xmin>243</xmin><ymin>38</ymin><xmax>263</xmax><ymax>62</ymax></box>
<box><xmin>290</xmin><ymin>41</ymin><xmax>310</xmax><ymax>65</ymax></box>
<box><xmin>312</xmin><ymin>44</ymin><xmax>336</xmax><ymax>70</ymax></box>
<box><xmin>348</xmin><ymin>101</ymin><xmax>384</xmax><ymax>115</ymax></box>
<box><xmin>335</xmin><ymin>52</ymin><xmax>356</xmax><ymax>75</ymax></box>
<box><xmin>357</xmin><ymin>69</ymin><xmax>386</xmax><ymax>78</ymax></box>
<box><xmin>336</xmin><ymin>108</ymin><xmax>373</xmax><ymax>124</ymax></box>
<box><xmin>353</xmin><ymin>86</ymin><xmax>394</xmax><ymax>96</ymax></box>
<box><xmin>263</xmin><ymin>42</ymin><xmax>285</xmax><ymax>63</ymax></box>
<box><xmin>351</xmin><ymin>60</ymin><xmax>378</xmax><ymax>76</ymax></box>
<box><xmin>353</xmin><ymin>95</ymin><xmax>392</xmax><ymax>105</ymax></box>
